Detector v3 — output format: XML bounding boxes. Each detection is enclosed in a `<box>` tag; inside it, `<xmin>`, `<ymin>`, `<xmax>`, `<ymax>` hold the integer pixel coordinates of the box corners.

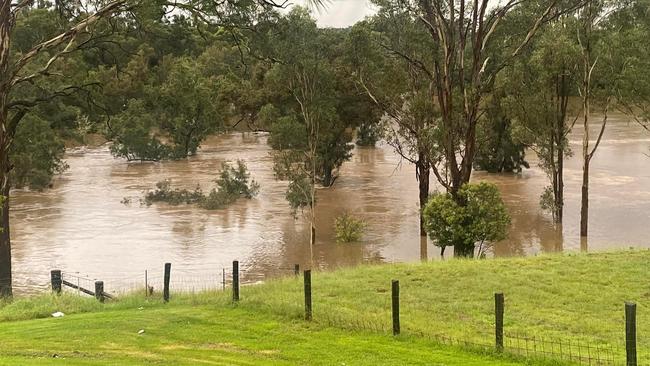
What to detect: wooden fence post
<box><xmin>163</xmin><ymin>263</ymin><xmax>171</xmax><ymax>302</ymax></box>
<box><xmin>304</xmin><ymin>270</ymin><xmax>312</xmax><ymax>320</ymax></box>
<box><xmin>392</xmin><ymin>280</ymin><xmax>400</xmax><ymax>336</ymax></box>
<box><xmin>495</xmin><ymin>292</ymin><xmax>504</xmax><ymax>351</ymax></box>
<box><xmin>222</xmin><ymin>268</ymin><xmax>226</xmax><ymax>291</ymax></box>
<box><xmin>50</xmin><ymin>270</ymin><xmax>62</xmax><ymax>294</ymax></box>
<box><xmin>95</xmin><ymin>281</ymin><xmax>105</xmax><ymax>303</ymax></box>
<box><xmin>294</xmin><ymin>264</ymin><xmax>300</xmax><ymax>277</ymax></box>
<box><xmin>232</xmin><ymin>260</ymin><xmax>239</xmax><ymax>302</ymax></box>
<box><xmin>625</xmin><ymin>302</ymin><xmax>637</xmax><ymax>366</ymax></box>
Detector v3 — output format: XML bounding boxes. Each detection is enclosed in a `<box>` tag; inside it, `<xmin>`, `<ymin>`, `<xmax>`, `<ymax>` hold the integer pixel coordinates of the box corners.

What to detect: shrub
<box><xmin>143</xmin><ymin>180</ymin><xmax>204</xmax><ymax>206</ymax></box>
<box><xmin>334</xmin><ymin>213</ymin><xmax>366</xmax><ymax>243</ymax></box>
<box><xmin>143</xmin><ymin>160</ymin><xmax>259</xmax><ymax>209</ymax></box>
<box><xmin>423</xmin><ymin>182</ymin><xmax>510</xmax><ymax>257</ymax></box>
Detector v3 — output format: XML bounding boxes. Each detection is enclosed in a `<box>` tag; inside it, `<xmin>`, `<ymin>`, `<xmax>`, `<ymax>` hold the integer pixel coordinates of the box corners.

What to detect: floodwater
<box><xmin>9</xmin><ymin>114</ymin><xmax>650</xmax><ymax>293</ymax></box>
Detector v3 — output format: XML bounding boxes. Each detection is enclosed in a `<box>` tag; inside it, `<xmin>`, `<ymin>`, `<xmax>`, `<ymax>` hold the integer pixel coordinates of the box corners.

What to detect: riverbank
<box><xmin>0</xmin><ymin>250</ymin><xmax>647</xmax><ymax>364</ymax></box>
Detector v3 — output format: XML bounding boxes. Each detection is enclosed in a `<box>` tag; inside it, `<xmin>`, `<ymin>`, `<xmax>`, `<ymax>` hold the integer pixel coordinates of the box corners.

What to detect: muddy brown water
<box><xmin>10</xmin><ymin>114</ymin><xmax>650</xmax><ymax>294</ymax></box>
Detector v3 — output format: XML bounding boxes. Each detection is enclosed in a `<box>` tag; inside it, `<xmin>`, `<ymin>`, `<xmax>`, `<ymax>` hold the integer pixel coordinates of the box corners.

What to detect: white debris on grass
<box><xmin>51</xmin><ymin>312</ymin><xmax>65</xmax><ymax>318</ymax></box>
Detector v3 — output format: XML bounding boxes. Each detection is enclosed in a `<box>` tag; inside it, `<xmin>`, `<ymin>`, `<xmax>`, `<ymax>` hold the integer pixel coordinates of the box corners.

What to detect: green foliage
<box><xmin>356</xmin><ymin>121</ymin><xmax>382</xmax><ymax>147</ymax></box>
<box><xmin>284</xmin><ymin>177</ymin><xmax>313</xmax><ymax>215</ymax></box>
<box><xmin>10</xmin><ymin>114</ymin><xmax>68</xmax><ymax>190</ymax></box>
<box><xmin>158</xmin><ymin>57</ymin><xmax>225</xmax><ymax>158</ymax></box>
<box><xmin>334</xmin><ymin>212</ymin><xmax>367</xmax><ymax>243</ymax></box>
<box><xmin>474</xmin><ymin>96</ymin><xmax>529</xmax><ymax>173</ymax></box>
<box><xmin>263</xmin><ymin>8</ymin><xmax>354</xmax><ymax>194</ymax></box>
<box><xmin>268</xmin><ymin>116</ymin><xmax>308</xmax><ymax>150</ymax></box>
<box><xmin>144</xmin><ymin>160</ymin><xmax>259</xmax><ymax>209</ymax></box>
<box><xmin>539</xmin><ymin>186</ymin><xmax>557</xmax><ymax>214</ymax></box>
<box><xmin>144</xmin><ymin>180</ymin><xmax>205</xmax><ymax>206</ymax></box>
<box><xmin>423</xmin><ymin>183</ymin><xmax>511</xmax><ymax>257</ymax></box>
<box><xmin>215</xmin><ymin>160</ymin><xmax>261</xmax><ymax>200</ymax></box>
<box><xmin>109</xmin><ymin>99</ymin><xmax>170</xmax><ymax>162</ymax></box>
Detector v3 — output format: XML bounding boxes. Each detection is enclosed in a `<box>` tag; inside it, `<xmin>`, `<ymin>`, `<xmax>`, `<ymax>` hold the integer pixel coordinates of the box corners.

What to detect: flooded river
<box><xmin>10</xmin><ymin>114</ymin><xmax>650</xmax><ymax>293</ymax></box>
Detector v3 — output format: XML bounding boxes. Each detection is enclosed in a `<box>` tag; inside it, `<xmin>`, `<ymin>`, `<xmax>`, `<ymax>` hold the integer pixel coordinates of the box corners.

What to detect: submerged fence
<box><xmin>49</xmin><ymin>261</ymin><xmax>641</xmax><ymax>366</ymax></box>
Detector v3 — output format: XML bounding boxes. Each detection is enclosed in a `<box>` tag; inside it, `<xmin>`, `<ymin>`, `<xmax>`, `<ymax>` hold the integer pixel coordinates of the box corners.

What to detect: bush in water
<box><xmin>143</xmin><ymin>160</ymin><xmax>259</xmax><ymax>209</ymax></box>
<box><xmin>334</xmin><ymin>212</ymin><xmax>367</xmax><ymax>243</ymax></box>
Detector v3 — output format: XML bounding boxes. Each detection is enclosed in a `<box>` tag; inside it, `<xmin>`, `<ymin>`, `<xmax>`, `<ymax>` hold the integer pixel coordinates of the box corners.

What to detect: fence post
<box><xmin>625</xmin><ymin>302</ymin><xmax>637</xmax><ymax>366</ymax></box>
<box><xmin>232</xmin><ymin>260</ymin><xmax>240</xmax><ymax>302</ymax></box>
<box><xmin>294</xmin><ymin>264</ymin><xmax>300</xmax><ymax>277</ymax></box>
<box><xmin>392</xmin><ymin>280</ymin><xmax>400</xmax><ymax>336</ymax></box>
<box><xmin>50</xmin><ymin>270</ymin><xmax>62</xmax><ymax>294</ymax></box>
<box><xmin>495</xmin><ymin>292</ymin><xmax>504</xmax><ymax>351</ymax></box>
<box><xmin>163</xmin><ymin>263</ymin><xmax>171</xmax><ymax>302</ymax></box>
<box><xmin>304</xmin><ymin>270</ymin><xmax>312</xmax><ymax>320</ymax></box>
<box><xmin>222</xmin><ymin>268</ymin><xmax>226</xmax><ymax>291</ymax></box>
<box><xmin>95</xmin><ymin>281</ymin><xmax>105</xmax><ymax>303</ymax></box>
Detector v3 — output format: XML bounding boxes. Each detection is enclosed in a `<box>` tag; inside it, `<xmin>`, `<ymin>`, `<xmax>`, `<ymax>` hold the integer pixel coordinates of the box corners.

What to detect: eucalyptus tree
<box><xmin>263</xmin><ymin>8</ymin><xmax>353</xmax><ymax>249</ymax></box>
<box><xmin>576</xmin><ymin>0</ymin><xmax>613</xmax><ymax>240</ymax></box>
<box><xmin>346</xmin><ymin>16</ymin><xmax>438</xmax><ymax>237</ymax></box>
<box><xmin>503</xmin><ymin>21</ymin><xmax>581</xmax><ymax>223</ymax></box>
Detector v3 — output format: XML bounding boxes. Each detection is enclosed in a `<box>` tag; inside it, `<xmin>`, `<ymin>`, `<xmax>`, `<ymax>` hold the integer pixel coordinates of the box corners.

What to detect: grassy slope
<box><xmin>0</xmin><ymin>250</ymin><xmax>647</xmax><ymax>365</ymax></box>
<box><xmin>0</xmin><ymin>305</ymin><xmax>534</xmax><ymax>366</ymax></box>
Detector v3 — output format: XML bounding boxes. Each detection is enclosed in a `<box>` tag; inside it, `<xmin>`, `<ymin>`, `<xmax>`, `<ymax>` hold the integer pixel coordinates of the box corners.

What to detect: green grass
<box><xmin>0</xmin><ymin>304</ymin><xmax>543</xmax><ymax>365</ymax></box>
<box><xmin>0</xmin><ymin>250</ymin><xmax>647</xmax><ymax>365</ymax></box>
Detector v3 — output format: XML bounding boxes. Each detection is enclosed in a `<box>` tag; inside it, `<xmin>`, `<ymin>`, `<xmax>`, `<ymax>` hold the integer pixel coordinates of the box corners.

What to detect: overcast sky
<box><xmin>289</xmin><ymin>0</ymin><xmax>378</xmax><ymax>28</ymax></box>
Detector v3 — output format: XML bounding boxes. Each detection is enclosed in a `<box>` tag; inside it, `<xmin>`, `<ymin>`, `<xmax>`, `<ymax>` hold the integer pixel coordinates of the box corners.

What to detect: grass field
<box><xmin>0</xmin><ymin>304</ymin><xmax>549</xmax><ymax>365</ymax></box>
<box><xmin>0</xmin><ymin>250</ymin><xmax>647</xmax><ymax>365</ymax></box>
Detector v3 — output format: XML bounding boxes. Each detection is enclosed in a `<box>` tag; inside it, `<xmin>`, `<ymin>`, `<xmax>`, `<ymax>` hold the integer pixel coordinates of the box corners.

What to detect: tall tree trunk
<box><xmin>0</xmin><ymin>176</ymin><xmax>11</xmax><ymax>298</ymax></box>
<box><xmin>0</xmin><ymin>103</ymin><xmax>11</xmax><ymax>297</ymax></box>
<box><xmin>580</xmin><ymin>158</ymin><xmax>589</xmax><ymax>237</ymax></box>
<box><xmin>580</xmin><ymin>1</ymin><xmax>593</xmax><ymax>239</ymax></box>
<box><xmin>416</xmin><ymin>152</ymin><xmax>430</xmax><ymax>237</ymax></box>
<box><xmin>555</xmin><ymin>143</ymin><xmax>564</xmax><ymax>224</ymax></box>
<box><xmin>0</xmin><ymin>1</ymin><xmax>13</xmax><ymax>297</ymax></box>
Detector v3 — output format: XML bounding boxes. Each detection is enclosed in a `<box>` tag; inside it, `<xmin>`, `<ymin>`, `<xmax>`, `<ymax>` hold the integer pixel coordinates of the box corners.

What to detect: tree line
<box><xmin>0</xmin><ymin>0</ymin><xmax>648</xmax><ymax>296</ymax></box>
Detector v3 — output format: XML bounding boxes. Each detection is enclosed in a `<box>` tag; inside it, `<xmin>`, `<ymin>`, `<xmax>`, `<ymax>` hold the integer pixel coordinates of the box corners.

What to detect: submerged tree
<box><xmin>356</xmin><ymin>0</ymin><xmax>586</xmax><ymax>253</ymax></box>
<box><xmin>577</xmin><ymin>0</ymin><xmax>611</xmax><ymax>240</ymax></box>
<box><xmin>503</xmin><ymin>21</ymin><xmax>581</xmax><ymax>223</ymax></box>
<box><xmin>347</xmin><ymin>16</ymin><xmax>438</xmax><ymax>237</ymax></box>
<box><xmin>473</xmin><ymin>93</ymin><xmax>529</xmax><ymax>174</ymax></box>
<box><xmin>263</xmin><ymin>9</ymin><xmax>354</xmax><ymax>249</ymax></box>
<box><xmin>423</xmin><ymin>182</ymin><xmax>511</xmax><ymax>257</ymax></box>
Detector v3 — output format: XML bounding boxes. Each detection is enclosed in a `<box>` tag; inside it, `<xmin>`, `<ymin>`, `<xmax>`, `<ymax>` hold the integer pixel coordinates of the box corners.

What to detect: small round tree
<box><xmin>423</xmin><ymin>182</ymin><xmax>511</xmax><ymax>258</ymax></box>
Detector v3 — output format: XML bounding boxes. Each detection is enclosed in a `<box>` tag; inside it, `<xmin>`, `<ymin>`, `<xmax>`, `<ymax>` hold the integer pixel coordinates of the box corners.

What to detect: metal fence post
<box><xmin>294</xmin><ymin>264</ymin><xmax>300</xmax><ymax>277</ymax></box>
<box><xmin>625</xmin><ymin>302</ymin><xmax>637</xmax><ymax>366</ymax></box>
<box><xmin>495</xmin><ymin>292</ymin><xmax>504</xmax><ymax>351</ymax></box>
<box><xmin>392</xmin><ymin>280</ymin><xmax>400</xmax><ymax>336</ymax></box>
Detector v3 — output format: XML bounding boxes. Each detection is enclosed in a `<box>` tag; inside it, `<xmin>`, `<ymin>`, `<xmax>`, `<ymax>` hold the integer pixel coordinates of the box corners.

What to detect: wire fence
<box><xmin>47</xmin><ymin>263</ymin><xmax>640</xmax><ymax>366</ymax></box>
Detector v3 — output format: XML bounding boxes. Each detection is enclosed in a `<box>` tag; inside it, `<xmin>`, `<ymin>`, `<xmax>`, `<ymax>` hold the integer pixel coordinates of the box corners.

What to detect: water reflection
<box><xmin>8</xmin><ymin>114</ymin><xmax>650</xmax><ymax>293</ymax></box>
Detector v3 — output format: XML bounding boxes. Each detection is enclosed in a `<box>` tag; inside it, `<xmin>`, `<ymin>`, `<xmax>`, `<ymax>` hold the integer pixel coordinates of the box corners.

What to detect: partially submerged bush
<box><xmin>423</xmin><ymin>182</ymin><xmax>510</xmax><ymax>257</ymax></box>
<box><xmin>334</xmin><ymin>213</ymin><xmax>366</xmax><ymax>243</ymax></box>
<box><xmin>143</xmin><ymin>160</ymin><xmax>259</xmax><ymax>209</ymax></box>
